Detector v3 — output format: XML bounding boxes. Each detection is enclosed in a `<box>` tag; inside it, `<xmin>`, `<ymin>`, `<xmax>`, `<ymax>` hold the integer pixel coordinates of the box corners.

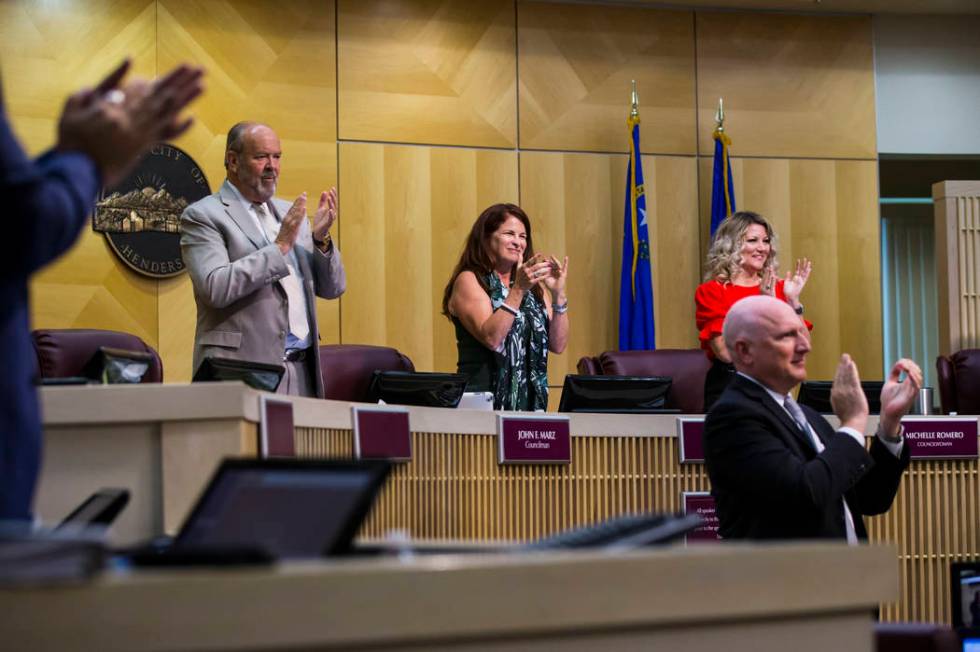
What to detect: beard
<box><xmin>249</xmin><ymin>175</ymin><xmax>276</xmax><ymax>202</ymax></box>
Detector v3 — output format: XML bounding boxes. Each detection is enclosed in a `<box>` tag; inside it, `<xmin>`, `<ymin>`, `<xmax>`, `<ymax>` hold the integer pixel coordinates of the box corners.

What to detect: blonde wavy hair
<box><xmin>703</xmin><ymin>211</ymin><xmax>779</xmax><ymax>282</ymax></box>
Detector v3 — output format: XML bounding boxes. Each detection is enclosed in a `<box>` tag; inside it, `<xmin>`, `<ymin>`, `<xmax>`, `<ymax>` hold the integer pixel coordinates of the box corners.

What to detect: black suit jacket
<box><xmin>703</xmin><ymin>374</ymin><xmax>910</xmax><ymax>540</ymax></box>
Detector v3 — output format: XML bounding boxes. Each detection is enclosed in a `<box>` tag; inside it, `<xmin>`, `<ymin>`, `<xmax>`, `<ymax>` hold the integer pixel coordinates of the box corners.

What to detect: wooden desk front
<box><xmin>38</xmin><ymin>383</ymin><xmax>980</xmax><ymax>624</ymax></box>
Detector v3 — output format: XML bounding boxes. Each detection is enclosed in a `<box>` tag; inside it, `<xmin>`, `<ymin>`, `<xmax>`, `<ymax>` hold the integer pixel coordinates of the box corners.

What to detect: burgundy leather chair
<box><xmin>594</xmin><ymin>349</ymin><xmax>711</xmax><ymax>414</ymax></box>
<box><xmin>874</xmin><ymin>623</ymin><xmax>961</xmax><ymax>652</ymax></box>
<box><xmin>31</xmin><ymin>328</ymin><xmax>163</xmax><ymax>383</ymax></box>
<box><xmin>936</xmin><ymin>349</ymin><xmax>980</xmax><ymax>414</ymax></box>
<box><xmin>318</xmin><ymin>344</ymin><xmax>415</xmax><ymax>402</ymax></box>
<box><xmin>576</xmin><ymin>356</ymin><xmax>601</xmax><ymax>375</ymax></box>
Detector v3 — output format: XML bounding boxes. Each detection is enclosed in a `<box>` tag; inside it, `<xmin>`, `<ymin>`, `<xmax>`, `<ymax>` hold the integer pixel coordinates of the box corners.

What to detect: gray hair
<box><xmin>703</xmin><ymin>211</ymin><xmax>780</xmax><ymax>282</ymax></box>
<box><xmin>224</xmin><ymin>121</ymin><xmax>262</xmax><ymax>169</ymax></box>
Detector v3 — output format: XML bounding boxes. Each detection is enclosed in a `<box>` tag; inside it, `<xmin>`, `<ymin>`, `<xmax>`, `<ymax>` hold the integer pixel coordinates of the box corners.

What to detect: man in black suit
<box><xmin>703</xmin><ymin>295</ymin><xmax>922</xmax><ymax>541</ymax></box>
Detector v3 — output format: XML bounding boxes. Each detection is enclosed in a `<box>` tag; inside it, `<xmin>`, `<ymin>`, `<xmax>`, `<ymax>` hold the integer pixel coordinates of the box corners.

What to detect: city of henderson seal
<box><xmin>94</xmin><ymin>143</ymin><xmax>210</xmax><ymax>278</ymax></box>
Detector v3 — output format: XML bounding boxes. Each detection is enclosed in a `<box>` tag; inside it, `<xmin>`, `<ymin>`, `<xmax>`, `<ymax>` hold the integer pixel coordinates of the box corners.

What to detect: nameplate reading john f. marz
<box><xmin>497</xmin><ymin>415</ymin><xmax>571</xmax><ymax>465</ymax></box>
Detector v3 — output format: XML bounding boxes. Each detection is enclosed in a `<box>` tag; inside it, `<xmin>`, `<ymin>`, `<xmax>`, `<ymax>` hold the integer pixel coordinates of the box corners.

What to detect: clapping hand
<box><xmin>57</xmin><ymin>59</ymin><xmax>204</xmax><ymax>187</ymax></box>
<box><xmin>783</xmin><ymin>258</ymin><xmax>812</xmax><ymax>306</ymax></box>
<box><xmin>541</xmin><ymin>255</ymin><xmax>568</xmax><ymax>298</ymax></box>
<box><xmin>311</xmin><ymin>187</ymin><xmax>338</xmax><ymax>243</ymax></box>
<box><xmin>831</xmin><ymin>353</ymin><xmax>869</xmax><ymax>435</ymax></box>
<box><xmin>879</xmin><ymin>359</ymin><xmax>923</xmax><ymax>440</ymax></box>
<box><xmin>514</xmin><ymin>253</ymin><xmax>553</xmax><ymax>292</ymax></box>
<box><xmin>276</xmin><ymin>193</ymin><xmax>307</xmax><ymax>255</ymax></box>
<box><xmin>760</xmin><ymin>266</ymin><xmax>776</xmax><ymax>297</ymax></box>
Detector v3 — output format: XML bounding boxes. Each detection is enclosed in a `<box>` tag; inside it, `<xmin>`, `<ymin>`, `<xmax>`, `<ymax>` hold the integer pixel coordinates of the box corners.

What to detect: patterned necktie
<box><xmin>785</xmin><ymin>394</ymin><xmax>824</xmax><ymax>453</ymax></box>
<box><xmin>254</xmin><ymin>203</ymin><xmax>310</xmax><ymax>342</ymax></box>
<box><xmin>783</xmin><ymin>394</ymin><xmax>810</xmax><ymax>434</ymax></box>
<box><xmin>785</xmin><ymin>393</ymin><xmax>857</xmax><ymax>543</ymax></box>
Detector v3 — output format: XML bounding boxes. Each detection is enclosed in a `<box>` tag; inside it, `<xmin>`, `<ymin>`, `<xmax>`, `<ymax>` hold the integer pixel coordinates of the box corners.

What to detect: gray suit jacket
<box><xmin>180</xmin><ymin>180</ymin><xmax>346</xmax><ymax>397</ymax></box>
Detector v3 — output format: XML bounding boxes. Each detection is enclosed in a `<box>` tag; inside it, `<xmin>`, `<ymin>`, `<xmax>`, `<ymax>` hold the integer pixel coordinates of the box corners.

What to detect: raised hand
<box><xmin>879</xmin><ymin>358</ymin><xmax>923</xmax><ymax>440</ymax></box>
<box><xmin>56</xmin><ymin>59</ymin><xmax>204</xmax><ymax>187</ymax></box>
<box><xmin>276</xmin><ymin>193</ymin><xmax>307</xmax><ymax>255</ymax></box>
<box><xmin>514</xmin><ymin>253</ymin><xmax>553</xmax><ymax>292</ymax></box>
<box><xmin>542</xmin><ymin>255</ymin><xmax>568</xmax><ymax>298</ymax></box>
<box><xmin>312</xmin><ymin>187</ymin><xmax>338</xmax><ymax>242</ymax></box>
<box><xmin>760</xmin><ymin>266</ymin><xmax>776</xmax><ymax>297</ymax></box>
<box><xmin>830</xmin><ymin>353</ymin><xmax>869</xmax><ymax>435</ymax></box>
<box><xmin>783</xmin><ymin>258</ymin><xmax>812</xmax><ymax>306</ymax></box>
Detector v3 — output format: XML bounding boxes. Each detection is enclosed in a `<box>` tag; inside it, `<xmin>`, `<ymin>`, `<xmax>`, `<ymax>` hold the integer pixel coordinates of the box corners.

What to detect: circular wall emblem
<box><xmin>93</xmin><ymin>143</ymin><xmax>210</xmax><ymax>278</ymax></box>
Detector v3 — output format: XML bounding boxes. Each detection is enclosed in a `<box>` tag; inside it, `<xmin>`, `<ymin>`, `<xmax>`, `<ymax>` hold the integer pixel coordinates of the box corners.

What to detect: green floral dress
<box><xmin>485</xmin><ymin>272</ymin><xmax>549</xmax><ymax>411</ymax></box>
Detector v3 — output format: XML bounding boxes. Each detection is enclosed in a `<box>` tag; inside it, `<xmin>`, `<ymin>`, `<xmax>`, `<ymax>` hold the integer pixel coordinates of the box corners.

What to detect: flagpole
<box><xmin>630</xmin><ymin>79</ymin><xmax>638</xmax><ymax>120</ymax></box>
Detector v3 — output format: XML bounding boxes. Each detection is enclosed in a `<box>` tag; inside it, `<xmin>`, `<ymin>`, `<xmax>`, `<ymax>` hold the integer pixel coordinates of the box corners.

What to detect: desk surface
<box><xmin>0</xmin><ymin>542</ymin><xmax>897</xmax><ymax>652</ymax></box>
<box><xmin>41</xmin><ymin>381</ymin><xmax>858</xmax><ymax>436</ymax></box>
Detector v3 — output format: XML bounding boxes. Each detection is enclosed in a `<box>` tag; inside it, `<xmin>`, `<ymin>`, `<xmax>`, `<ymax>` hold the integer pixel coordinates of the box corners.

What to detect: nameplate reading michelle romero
<box><xmin>900</xmin><ymin>416</ymin><xmax>978</xmax><ymax>460</ymax></box>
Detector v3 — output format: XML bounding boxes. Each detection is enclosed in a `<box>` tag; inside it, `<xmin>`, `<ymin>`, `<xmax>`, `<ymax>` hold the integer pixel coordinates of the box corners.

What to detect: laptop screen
<box><xmin>951</xmin><ymin>561</ymin><xmax>980</xmax><ymax>629</ymax></box>
<box><xmin>174</xmin><ymin>459</ymin><xmax>390</xmax><ymax>558</ymax></box>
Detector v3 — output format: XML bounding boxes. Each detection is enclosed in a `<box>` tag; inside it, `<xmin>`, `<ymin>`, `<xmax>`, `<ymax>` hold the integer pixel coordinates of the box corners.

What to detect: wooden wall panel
<box><xmin>696</xmin><ymin>12</ymin><xmax>876</xmax><ymax>159</ymax></box>
<box><xmin>338</xmin><ymin>0</ymin><xmax>517</xmax><ymax>148</ymax></box>
<box><xmin>8</xmin><ymin>1</ymin><xmax>882</xmax><ymax>393</ymax></box>
<box><xmin>0</xmin><ymin>0</ymin><xmax>161</xmax><ymax>347</ymax></box>
<box><xmin>517</xmin><ymin>2</ymin><xmax>696</xmax><ymax>155</ymax></box>
<box><xmin>934</xmin><ymin>181</ymin><xmax>980</xmax><ymax>354</ymax></box>
<box><xmin>157</xmin><ymin>0</ymin><xmax>338</xmax><ymax>381</ymax></box>
<box><xmin>339</xmin><ymin>142</ymin><xmax>519</xmax><ymax>373</ymax></box>
<box><xmin>520</xmin><ymin>152</ymin><xmax>700</xmax><ymax>388</ymax></box>
<box><xmin>698</xmin><ymin>157</ymin><xmax>882</xmax><ymax>381</ymax></box>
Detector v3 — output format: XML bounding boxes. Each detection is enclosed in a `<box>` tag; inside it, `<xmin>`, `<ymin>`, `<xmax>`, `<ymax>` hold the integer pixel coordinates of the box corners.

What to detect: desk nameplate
<box><xmin>901</xmin><ymin>416</ymin><xmax>978</xmax><ymax>460</ymax></box>
<box><xmin>681</xmin><ymin>491</ymin><xmax>720</xmax><ymax>543</ymax></box>
<box><xmin>497</xmin><ymin>415</ymin><xmax>571</xmax><ymax>465</ymax></box>
<box><xmin>260</xmin><ymin>396</ymin><xmax>295</xmax><ymax>458</ymax></box>
<box><xmin>352</xmin><ymin>406</ymin><xmax>412</xmax><ymax>461</ymax></box>
<box><xmin>677</xmin><ymin>417</ymin><xmax>705</xmax><ymax>463</ymax></box>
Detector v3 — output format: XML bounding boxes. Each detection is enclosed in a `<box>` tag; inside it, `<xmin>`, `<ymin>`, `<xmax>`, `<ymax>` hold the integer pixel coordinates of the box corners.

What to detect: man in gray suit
<box><xmin>180</xmin><ymin>122</ymin><xmax>345</xmax><ymax>397</ymax></box>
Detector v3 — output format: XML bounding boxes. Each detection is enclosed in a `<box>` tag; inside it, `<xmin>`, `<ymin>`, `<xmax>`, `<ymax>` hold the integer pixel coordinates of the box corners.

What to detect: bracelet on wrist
<box><xmin>313</xmin><ymin>232</ymin><xmax>332</xmax><ymax>251</ymax></box>
<box><xmin>553</xmin><ymin>301</ymin><xmax>568</xmax><ymax>315</ymax></box>
<box><xmin>498</xmin><ymin>303</ymin><xmax>519</xmax><ymax>317</ymax></box>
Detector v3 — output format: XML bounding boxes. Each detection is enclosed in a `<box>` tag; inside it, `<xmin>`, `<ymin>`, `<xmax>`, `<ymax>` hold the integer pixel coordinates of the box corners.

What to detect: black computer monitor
<box><xmin>558</xmin><ymin>375</ymin><xmax>674</xmax><ymax>413</ymax></box>
<box><xmin>797</xmin><ymin>380</ymin><xmax>883</xmax><ymax>414</ymax></box>
<box><xmin>174</xmin><ymin>458</ymin><xmax>391</xmax><ymax>558</ymax></box>
<box><xmin>192</xmin><ymin>356</ymin><xmax>285</xmax><ymax>393</ymax></box>
<box><xmin>367</xmin><ymin>371</ymin><xmax>468</xmax><ymax>408</ymax></box>
<box><xmin>951</xmin><ymin>561</ymin><xmax>980</xmax><ymax>630</ymax></box>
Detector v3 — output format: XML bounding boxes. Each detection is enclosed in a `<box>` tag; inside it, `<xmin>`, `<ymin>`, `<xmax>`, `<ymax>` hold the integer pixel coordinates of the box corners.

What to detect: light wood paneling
<box><xmin>934</xmin><ymin>181</ymin><xmax>980</xmax><ymax>354</ymax></box>
<box><xmin>698</xmin><ymin>157</ymin><xmax>882</xmax><ymax>380</ymax></box>
<box><xmin>517</xmin><ymin>2</ymin><xmax>696</xmax><ymax>155</ymax></box>
<box><xmin>339</xmin><ymin>142</ymin><xmax>519</xmax><ymax>372</ymax></box>
<box><xmin>338</xmin><ymin>0</ymin><xmax>517</xmax><ymax>148</ymax></box>
<box><xmin>0</xmin><ymin>0</ymin><xmax>161</xmax><ymax>346</ymax></box>
<box><xmin>696</xmin><ymin>12</ymin><xmax>876</xmax><ymax>159</ymax></box>
<box><xmin>157</xmin><ymin>0</ymin><xmax>338</xmax><ymax>381</ymax></box>
<box><xmin>521</xmin><ymin>151</ymin><xmax>700</xmax><ymax>389</ymax></box>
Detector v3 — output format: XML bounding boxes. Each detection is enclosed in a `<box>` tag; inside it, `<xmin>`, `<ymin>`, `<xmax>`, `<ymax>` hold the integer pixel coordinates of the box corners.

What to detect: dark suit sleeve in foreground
<box><xmin>0</xmin><ymin>100</ymin><xmax>101</xmax><ymax>520</ymax></box>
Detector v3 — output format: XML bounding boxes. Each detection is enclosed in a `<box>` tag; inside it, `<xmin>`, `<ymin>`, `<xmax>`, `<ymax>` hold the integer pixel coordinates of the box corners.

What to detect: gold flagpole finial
<box><xmin>714</xmin><ymin>97</ymin><xmax>725</xmax><ymax>132</ymax></box>
<box><xmin>630</xmin><ymin>80</ymin><xmax>639</xmax><ymax>119</ymax></box>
